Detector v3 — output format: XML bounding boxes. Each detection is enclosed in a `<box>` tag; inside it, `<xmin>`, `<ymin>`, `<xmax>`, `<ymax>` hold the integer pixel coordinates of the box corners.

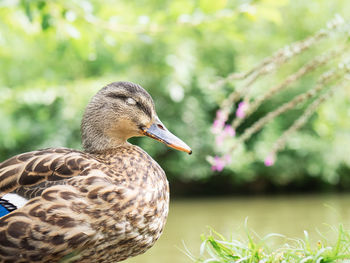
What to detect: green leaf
<box><xmin>41</xmin><ymin>13</ymin><xmax>52</xmax><ymax>30</ymax></box>
<box><xmin>37</xmin><ymin>0</ymin><xmax>46</xmax><ymax>10</ymax></box>
<box><xmin>22</xmin><ymin>0</ymin><xmax>33</xmax><ymax>22</ymax></box>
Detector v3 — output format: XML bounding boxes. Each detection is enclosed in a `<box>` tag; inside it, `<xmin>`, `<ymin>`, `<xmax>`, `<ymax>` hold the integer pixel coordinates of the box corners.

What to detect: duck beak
<box><xmin>141</xmin><ymin>117</ymin><xmax>192</xmax><ymax>155</ymax></box>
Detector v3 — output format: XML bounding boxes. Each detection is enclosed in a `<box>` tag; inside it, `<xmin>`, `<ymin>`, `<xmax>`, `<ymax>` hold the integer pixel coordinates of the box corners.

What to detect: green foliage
<box><xmin>193</xmin><ymin>225</ymin><xmax>350</xmax><ymax>262</ymax></box>
<box><xmin>0</xmin><ymin>0</ymin><xmax>349</xmax><ymax>190</ymax></box>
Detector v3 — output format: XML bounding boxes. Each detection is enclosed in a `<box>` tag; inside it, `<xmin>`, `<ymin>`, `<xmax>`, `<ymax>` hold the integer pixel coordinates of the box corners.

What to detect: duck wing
<box><xmin>0</xmin><ymin>148</ymin><xmax>99</xmax><ymax>198</ymax></box>
<box><xmin>0</xmin><ymin>148</ymin><xmax>108</xmax><ymax>262</ymax></box>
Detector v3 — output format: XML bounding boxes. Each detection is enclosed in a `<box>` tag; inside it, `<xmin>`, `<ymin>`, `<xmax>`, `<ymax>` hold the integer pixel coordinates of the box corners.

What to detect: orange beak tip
<box><xmin>142</xmin><ymin>121</ymin><xmax>192</xmax><ymax>155</ymax></box>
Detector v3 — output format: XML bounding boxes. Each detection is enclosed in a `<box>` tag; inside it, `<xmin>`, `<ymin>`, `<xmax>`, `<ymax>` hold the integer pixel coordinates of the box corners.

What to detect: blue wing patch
<box><xmin>0</xmin><ymin>198</ymin><xmax>17</xmax><ymax>217</ymax></box>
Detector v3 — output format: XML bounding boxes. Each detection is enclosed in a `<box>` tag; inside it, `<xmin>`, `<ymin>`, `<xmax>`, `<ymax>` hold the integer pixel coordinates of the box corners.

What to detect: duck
<box><xmin>0</xmin><ymin>81</ymin><xmax>192</xmax><ymax>263</ymax></box>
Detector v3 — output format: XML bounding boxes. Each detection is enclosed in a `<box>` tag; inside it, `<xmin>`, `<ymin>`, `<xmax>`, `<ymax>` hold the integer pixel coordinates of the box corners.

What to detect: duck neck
<box><xmin>82</xmin><ymin>135</ymin><xmax>126</xmax><ymax>154</ymax></box>
<box><xmin>81</xmin><ymin>123</ymin><xmax>129</xmax><ymax>153</ymax></box>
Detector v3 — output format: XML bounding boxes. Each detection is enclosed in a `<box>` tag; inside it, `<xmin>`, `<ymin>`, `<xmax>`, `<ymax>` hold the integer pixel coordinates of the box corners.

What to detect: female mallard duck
<box><xmin>0</xmin><ymin>81</ymin><xmax>191</xmax><ymax>263</ymax></box>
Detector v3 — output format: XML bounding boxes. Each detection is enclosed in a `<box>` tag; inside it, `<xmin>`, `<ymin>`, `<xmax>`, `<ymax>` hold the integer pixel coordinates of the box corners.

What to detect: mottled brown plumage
<box><xmin>0</xmin><ymin>81</ymin><xmax>191</xmax><ymax>263</ymax></box>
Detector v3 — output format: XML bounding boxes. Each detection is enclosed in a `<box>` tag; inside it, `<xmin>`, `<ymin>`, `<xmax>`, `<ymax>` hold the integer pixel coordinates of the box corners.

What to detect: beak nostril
<box><xmin>157</xmin><ymin>124</ymin><xmax>165</xmax><ymax>130</ymax></box>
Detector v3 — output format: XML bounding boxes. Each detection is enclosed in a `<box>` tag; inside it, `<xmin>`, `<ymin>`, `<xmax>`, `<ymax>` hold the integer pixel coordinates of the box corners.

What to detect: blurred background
<box><xmin>0</xmin><ymin>0</ymin><xmax>350</xmax><ymax>262</ymax></box>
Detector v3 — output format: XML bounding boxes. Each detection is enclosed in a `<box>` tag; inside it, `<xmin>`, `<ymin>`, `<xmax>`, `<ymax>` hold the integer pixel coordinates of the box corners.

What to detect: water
<box><xmin>126</xmin><ymin>194</ymin><xmax>350</xmax><ymax>263</ymax></box>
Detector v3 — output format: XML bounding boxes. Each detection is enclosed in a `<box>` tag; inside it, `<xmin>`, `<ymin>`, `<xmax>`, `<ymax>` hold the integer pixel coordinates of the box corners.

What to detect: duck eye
<box><xmin>126</xmin><ymin>98</ymin><xmax>137</xmax><ymax>105</ymax></box>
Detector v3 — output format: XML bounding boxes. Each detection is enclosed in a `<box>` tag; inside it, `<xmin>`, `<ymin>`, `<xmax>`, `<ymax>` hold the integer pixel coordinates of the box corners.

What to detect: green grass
<box><xmin>188</xmin><ymin>223</ymin><xmax>350</xmax><ymax>263</ymax></box>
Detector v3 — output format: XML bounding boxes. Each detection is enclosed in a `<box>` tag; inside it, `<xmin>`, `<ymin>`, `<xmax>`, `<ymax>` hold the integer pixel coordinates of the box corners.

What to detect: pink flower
<box><xmin>264</xmin><ymin>154</ymin><xmax>275</xmax><ymax>167</ymax></box>
<box><xmin>223</xmin><ymin>125</ymin><xmax>235</xmax><ymax>137</ymax></box>
<box><xmin>216</xmin><ymin>110</ymin><xmax>226</xmax><ymax>121</ymax></box>
<box><xmin>236</xmin><ymin>102</ymin><xmax>248</xmax><ymax>119</ymax></box>
<box><xmin>211</xmin><ymin>155</ymin><xmax>232</xmax><ymax>172</ymax></box>
<box><xmin>212</xmin><ymin>110</ymin><xmax>229</xmax><ymax>134</ymax></box>
<box><xmin>211</xmin><ymin>156</ymin><xmax>226</xmax><ymax>172</ymax></box>
<box><xmin>211</xmin><ymin>119</ymin><xmax>225</xmax><ymax>134</ymax></box>
<box><xmin>214</xmin><ymin>126</ymin><xmax>235</xmax><ymax>146</ymax></box>
<box><xmin>215</xmin><ymin>133</ymin><xmax>225</xmax><ymax>146</ymax></box>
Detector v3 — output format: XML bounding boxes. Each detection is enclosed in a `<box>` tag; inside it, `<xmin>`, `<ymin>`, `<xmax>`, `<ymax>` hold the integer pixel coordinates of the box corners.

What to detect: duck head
<box><xmin>81</xmin><ymin>81</ymin><xmax>192</xmax><ymax>154</ymax></box>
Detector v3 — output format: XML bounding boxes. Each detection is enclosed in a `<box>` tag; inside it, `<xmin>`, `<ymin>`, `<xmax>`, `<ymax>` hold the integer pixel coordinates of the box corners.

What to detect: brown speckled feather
<box><xmin>0</xmin><ymin>145</ymin><xmax>169</xmax><ymax>263</ymax></box>
<box><xmin>0</xmin><ymin>148</ymin><xmax>99</xmax><ymax>197</ymax></box>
